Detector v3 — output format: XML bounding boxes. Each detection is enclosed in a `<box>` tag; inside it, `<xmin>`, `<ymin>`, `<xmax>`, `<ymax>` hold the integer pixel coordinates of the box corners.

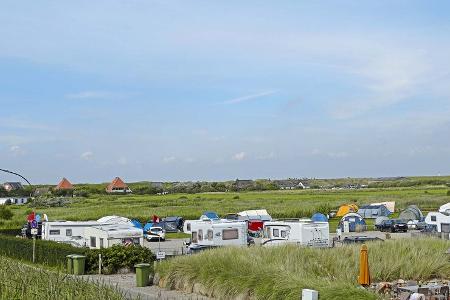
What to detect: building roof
<box><xmin>3</xmin><ymin>182</ymin><xmax>23</xmax><ymax>190</ymax></box>
<box><xmin>106</xmin><ymin>177</ymin><xmax>128</xmax><ymax>191</ymax></box>
<box><xmin>55</xmin><ymin>178</ymin><xmax>73</xmax><ymax>190</ymax></box>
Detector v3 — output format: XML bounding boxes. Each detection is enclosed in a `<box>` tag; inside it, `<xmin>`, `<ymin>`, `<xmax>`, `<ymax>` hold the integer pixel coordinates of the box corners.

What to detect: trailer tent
<box><xmin>336</xmin><ymin>204</ymin><xmax>358</xmax><ymax>217</ymax></box>
<box><xmin>358</xmin><ymin>204</ymin><xmax>391</xmax><ymax>219</ymax></box>
<box><xmin>399</xmin><ymin>205</ymin><xmax>424</xmax><ymax>221</ymax></box>
<box><xmin>338</xmin><ymin>213</ymin><xmax>367</xmax><ymax>232</ymax></box>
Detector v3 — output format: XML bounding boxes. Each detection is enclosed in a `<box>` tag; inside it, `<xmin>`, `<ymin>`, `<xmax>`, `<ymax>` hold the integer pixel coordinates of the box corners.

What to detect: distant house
<box><xmin>106</xmin><ymin>177</ymin><xmax>132</xmax><ymax>193</ymax></box>
<box><xmin>150</xmin><ymin>182</ymin><xmax>164</xmax><ymax>189</ymax></box>
<box><xmin>33</xmin><ymin>187</ymin><xmax>51</xmax><ymax>197</ymax></box>
<box><xmin>55</xmin><ymin>178</ymin><xmax>73</xmax><ymax>190</ymax></box>
<box><xmin>3</xmin><ymin>182</ymin><xmax>23</xmax><ymax>192</ymax></box>
<box><xmin>235</xmin><ymin>179</ymin><xmax>254</xmax><ymax>190</ymax></box>
<box><xmin>274</xmin><ymin>179</ymin><xmax>309</xmax><ymax>190</ymax></box>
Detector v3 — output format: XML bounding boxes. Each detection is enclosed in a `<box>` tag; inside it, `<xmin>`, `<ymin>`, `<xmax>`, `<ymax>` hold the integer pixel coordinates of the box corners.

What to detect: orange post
<box><xmin>358</xmin><ymin>244</ymin><xmax>371</xmax><ymax>286</ymax></box>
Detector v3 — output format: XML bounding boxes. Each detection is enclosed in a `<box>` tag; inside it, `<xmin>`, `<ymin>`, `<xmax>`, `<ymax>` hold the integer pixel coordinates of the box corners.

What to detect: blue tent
<box><xmin>131</xmin><ymin>219</ymin><xmax>143</xmax><ymax>229</ymax></box>
<box><xmin>339</xmin><ymin>213</ymin><xmax>367</xmax><ymax>232</ymax></box>
<box><xmin>201</xmin><ymin>211</ymin><xmax>220</xmax><ymax>220</ymax></box>
<box><xmin>311</xmin><ymin>213</ymin><xmax>328</xmax><ymax>222</ymax></box>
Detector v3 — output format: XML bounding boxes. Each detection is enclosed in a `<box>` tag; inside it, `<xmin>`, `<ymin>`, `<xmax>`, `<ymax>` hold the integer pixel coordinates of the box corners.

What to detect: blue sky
<box><xmin>1</xmin><ymin>0</ymin><xmax>450</xmax><ymax>184</ymax></box>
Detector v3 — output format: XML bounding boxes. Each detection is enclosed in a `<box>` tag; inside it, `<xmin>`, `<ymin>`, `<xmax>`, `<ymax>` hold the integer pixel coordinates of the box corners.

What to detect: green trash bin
<box><xmin>66</xmin><ymin>255</ymin><xmax>74</xmax><ymax>274</ymax></box>
<box><xmin>72</xmin><ymin>255</ymin><xmax>86</xmax><ymax>275</ymax></box>
<box><xmin>135</xmin><ymin>263</ymin><xmax>151</xmax><ymax>287</ymax></box>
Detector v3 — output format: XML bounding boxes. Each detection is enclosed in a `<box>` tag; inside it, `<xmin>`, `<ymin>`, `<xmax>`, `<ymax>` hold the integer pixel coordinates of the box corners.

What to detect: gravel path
<box><xmin>83</xmin><ymin>274</ymin><xmax>212</xmax><ymax>300</ymax></box>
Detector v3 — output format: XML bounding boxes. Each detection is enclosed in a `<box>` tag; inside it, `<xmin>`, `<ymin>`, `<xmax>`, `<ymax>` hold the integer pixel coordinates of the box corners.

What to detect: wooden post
<box><xmin>98</xmin><ymin>254</ymin><xmax>102</xmax><ymax>274</ymax></box>
<box><xmin>32</xmin><ymin>236</ymin><xmax>36</xmax><ymax>263</ymax></box>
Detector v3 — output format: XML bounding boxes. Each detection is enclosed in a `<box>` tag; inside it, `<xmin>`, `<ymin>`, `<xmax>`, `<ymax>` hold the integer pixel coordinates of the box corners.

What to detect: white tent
<box><xmin>438</xmin><ymin>203</ymin><xmax>450</xmax><ymax>215</ymax></box>
<box><xmin>237</xmin><ymin>209</ymin><xmax>272</xmax><ymax>221</ymax></box>
<box><xmin>371</xmin><ymin>201</ymin><xmax>395</xmax><ymax>213</ymax></box>
<box><xmin>97</xmin><ymin>215</ymin><xmax>131</xmax><ymax>224</ymax></box>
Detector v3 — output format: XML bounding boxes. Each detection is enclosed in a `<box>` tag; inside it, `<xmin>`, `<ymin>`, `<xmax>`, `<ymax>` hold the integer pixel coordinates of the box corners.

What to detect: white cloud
<box><xmin>232</xmin><ymin>152</ymin><xmax>246</xmax><ymax>161</ymax></box>
<box><xmin>222</xmin><ymin>90</ymin><xmax>277</xmax><ymax>105</ymax></box>
<box><xmin>65</xmin><ymin>91</ymin><xmax>133</xmax><ymax>100</ymax></box>
<box><xmin>80</xmin><ymin>151</ymin><xmax>93</xmax><ymax>160</ymax></box>
<box><xmin>162</xmin><ymin>156</ymin><xmax>176</xmax><ymax>163</ymax></box>
<box><xmin>10</xmin><ymin>145</ymin><xmax>25</xmax><ymax>156</ymax></box>
<box><xmin>117</xmin><ymin>157</ymin><xmax>128</xmax><ymax>165</ymax></box>
<box><xmin>256</xmin><ymin>152</ymin><xmax>275</xmax><ymax>160</ymax></box>
<box><xmin>184</xmin><ymin>157</ymin><xmax>195</xmax><ymax>163</ymax></box>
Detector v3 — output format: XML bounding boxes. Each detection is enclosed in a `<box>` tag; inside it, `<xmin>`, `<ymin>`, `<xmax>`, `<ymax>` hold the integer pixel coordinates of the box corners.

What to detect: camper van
<box><xmin>84</xmin><ymin>224</ymin><xmax>144</xmax><ymax>249</ymax></box>
<box><xmin>425</xmin><ymin>212</ymin><xmax>450</xmax><ymax>233</ymax></box>
<box><xmin>262</xmin><ymin>219</ymin><xmax>329</xmax><ymax>247</ymax></box>
<box><xmin>186</xmin><ymin>220</ymin><xmax>250</xmax><ymax>253</ymax></box>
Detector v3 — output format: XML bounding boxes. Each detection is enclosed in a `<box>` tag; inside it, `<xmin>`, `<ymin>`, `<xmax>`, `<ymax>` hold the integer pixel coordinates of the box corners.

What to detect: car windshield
<box><xmin>151</xmin><ymin>228</ymin><xmax>162</xmax><ymax>232</ymax></box>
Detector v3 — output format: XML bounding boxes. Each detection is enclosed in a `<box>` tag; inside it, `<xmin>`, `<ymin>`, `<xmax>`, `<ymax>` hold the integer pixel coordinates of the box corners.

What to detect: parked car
<box><xmin>146</xmin><ymin>226</ymin><xmax>165</xmax><ymax>241</ymax></box>
<box><xmin>375</xmin><ymin>219</ymin><xmax>408</xmax><ymax>232</ymax></box>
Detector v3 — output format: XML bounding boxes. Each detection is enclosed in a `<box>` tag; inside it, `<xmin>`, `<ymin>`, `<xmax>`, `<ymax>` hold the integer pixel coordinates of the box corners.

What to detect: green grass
<box><xmin>0</xmin><ymin>255</ymin><xmax>124</xmax><ymax>300</ymax></box>
<box><xmin>156</xmin><ymin>238</ymin><xmax>450</xmax><ymax>300</ymax></box>
<box><xmin>1</xmin><ymin>187</ymin><xmax>448</xmax><ymax>230</ymax></box>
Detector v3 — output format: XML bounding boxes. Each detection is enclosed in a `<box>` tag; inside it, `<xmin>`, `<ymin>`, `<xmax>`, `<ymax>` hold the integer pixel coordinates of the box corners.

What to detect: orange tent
<box><xmin>55</xmin><ymin>178</ymin><xmax>73</xmax><ymax>190</ymax></box>
<box><xmin>358</xmin><ymin>244</ymin><xmax>371</xmax><ymax>286</ymax></box>
<box><xmin>336</xmin><ymin>204</ymin><xmax>358</xmax><ymax>217</ymax></box>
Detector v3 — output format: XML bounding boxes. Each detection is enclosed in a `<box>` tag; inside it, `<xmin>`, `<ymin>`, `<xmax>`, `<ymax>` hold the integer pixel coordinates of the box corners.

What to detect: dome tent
<box><xmin>311</xmin><ymin>213</ymin><xmax>328</xmax><ymax>222</ymax></box>
<box><xmin>375</xmin><ymin>216</ymin><xmax>389</xmax><ymax>226</ymax></box>
<box><xmin>399</xmin><ymin>205</ymin><xmax>423</xmax><ymax>221</ymax></box>
<box><xmin>339</xmin><ymin>213</ymin><xmax>366</xmax><ymax>232</ymax></box>
<box><xmin>336</xmin><ymin>204</ymin><xmax>358</xmax><ymax>217</ymax></box>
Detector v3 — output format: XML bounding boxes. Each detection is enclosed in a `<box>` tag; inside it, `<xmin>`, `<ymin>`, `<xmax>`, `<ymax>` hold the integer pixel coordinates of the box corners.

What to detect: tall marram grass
<box><xmin>0</xmin><ymin>256</ymin><xmax>124</xmax><ymax>300</ymax></box>
<box><xmin>157</xmin><ymin>238</ymin><xmax>450</xmax><ymax>300</ymax></box>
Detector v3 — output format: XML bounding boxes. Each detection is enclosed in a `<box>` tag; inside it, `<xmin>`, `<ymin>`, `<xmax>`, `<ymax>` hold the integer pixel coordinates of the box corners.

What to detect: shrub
<box><xmin>0</xmin><ymin>207</ymin><xmax>13</xmax><ymax>220</ymax></box>
<box><xmin>85</xmin><ymin>245</ymin><xmax>154</xmax><ymax>274</ymax></box>
<box><xmin>447</xmin><ymin>190</ymin><xmax>450</xmax><ymax>196</ymax></box>
<box><xmin>232</xmin><ymin>195</ymin><xmax>240</xmax><ymax>199</ymax></box>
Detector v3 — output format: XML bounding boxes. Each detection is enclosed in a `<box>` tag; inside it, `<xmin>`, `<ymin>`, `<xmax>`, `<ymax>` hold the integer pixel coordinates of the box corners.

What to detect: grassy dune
<box><xmin>0</xmin><ymin>256</ymin><xmax>124</xmax><ymax>300</ymax></box>
<box><xmin>156</xmin><ymin>239</ymin><xmax>450</xmax><ymax>300</ymax></box>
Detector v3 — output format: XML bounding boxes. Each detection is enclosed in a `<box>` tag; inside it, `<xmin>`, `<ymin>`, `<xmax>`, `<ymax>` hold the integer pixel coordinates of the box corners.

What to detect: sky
<box><xmin>1</xmin><ymin>0</ymin><xmax>450</xmax><ymax>184</ymax></box>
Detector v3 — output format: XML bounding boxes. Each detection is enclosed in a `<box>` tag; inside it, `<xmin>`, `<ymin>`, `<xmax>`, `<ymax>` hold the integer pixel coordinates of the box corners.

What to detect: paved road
<box><xmin>83</xmin><ymin>274</ymin><xmax>211</xmax><ymax>300</ymax></box>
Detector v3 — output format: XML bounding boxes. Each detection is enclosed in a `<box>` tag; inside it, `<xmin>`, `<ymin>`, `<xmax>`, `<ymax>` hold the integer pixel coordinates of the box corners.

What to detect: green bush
<box><xmin>0</xmin><ymin>228</ymin><xmax>20</xmax><ymax>236</ymax></box>
<box><xmin>85</xmin><ymin>245</ymin><xmax>154</xmax><ymax>274</ymax></box>
<box><xmin>447</xmin><ymin>190</ymin><xmax>450</xmax><ymax>196</ymax></box>
<box><xmin>0</xmin><ymin>207</ymin><xmax>13</xmax><ymax>220</ymax></box>
<box><xmin>0</xmin><ymin>235</ymin><xmax>85</xmax><ymax>267</ymax></box>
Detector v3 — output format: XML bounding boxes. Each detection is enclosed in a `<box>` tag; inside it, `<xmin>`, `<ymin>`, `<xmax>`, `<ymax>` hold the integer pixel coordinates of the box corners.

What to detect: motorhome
<box><xmin>262</xmin><ymin>219</ymin><xmax>329</xmax><ymax>247</ymax></box>
<box><xmin>41</xmin><ymin>215</ymin><xmax>133</xmax><ymax>247</ymax></box>
<box><xmin>425</xmin><ymin>212</ymin><xmax>450</xmax><ymax>233</ymax></box>
<box><xmin>186</xmin><ymin>219</ymin><xmax>249</xmax><ymax>252</ymax></box>
<box><xmin>84</xmin><ymin>224</ymin><xmax>144</xmax><ymax>249</ymax></box>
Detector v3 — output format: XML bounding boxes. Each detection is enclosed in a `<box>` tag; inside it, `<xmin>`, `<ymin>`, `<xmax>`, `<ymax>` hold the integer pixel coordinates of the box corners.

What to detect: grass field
<box><xmin>156</xmin><ymin>238</ymin><xmax>450</xmax><ymax>300</ymax></box>
<box><xmin>1</xmin><ymin>187</ymin><xmax>449</xmax><ymax>231</ymax></box>
<box><xmin>0</xmin><ymin>256</ymin><xmax>124</xmax><ymax>300</ymax></box>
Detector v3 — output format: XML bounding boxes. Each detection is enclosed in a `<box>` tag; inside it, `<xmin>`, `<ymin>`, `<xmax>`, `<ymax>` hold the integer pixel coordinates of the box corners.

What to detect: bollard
<box><xmin>135</xmin><ymin>263</ymin><xmax>151</xmax><ymax>287</ymax></box>
<box><xmin>302</xmin><ymin>289</ymin><xmax>318</xmax><ymax>300</ymax></box>
<box><xmin>72</xmin><ymin>255</ymin><xmax>86</xmax><ymax>275</ymax></box>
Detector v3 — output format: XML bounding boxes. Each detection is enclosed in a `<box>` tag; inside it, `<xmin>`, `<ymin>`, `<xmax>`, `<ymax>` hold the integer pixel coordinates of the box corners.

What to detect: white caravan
<box><xmin>41</xmin><ymin>215</ymin><xmax>133</xmax><ymax>247</ymax></box>
<box><xmin>425</xmin><ymin>212</ymin><xmax>450</xmax><ymax>233</ymax></box>
<box><xmin>84</xmin><ymin>224</ymin><xmax>144</xmax><ymax>249</ymax></box>
<box><xmin>187</xmin><ymin>220</ymin><xmax>249</xmax><ymax>251</ymax></box>
<box><xmin>262</xmin><ymin>219</ymin><xmax>329</xmax><ymax>247</ymax></box>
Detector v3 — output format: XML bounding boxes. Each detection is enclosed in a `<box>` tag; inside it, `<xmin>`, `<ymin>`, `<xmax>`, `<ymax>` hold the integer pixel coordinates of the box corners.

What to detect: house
<box><xmin>106</xmin><ymin>177</ymin><xmax>132</xmax><ymax>193</ymax></box>
<box><xmin>358</xmin><ymin>204</ymin><xmax>391</xmax><ymax>219</ymax></box>
<box><xmin>273</xmin><ymin>179</ymin><xmax>309</xmax><ymax>190</ymax></box>
<box><xmin>55</xmin><ymin>178</ymin><xmax>73</xmax><ymax>190</ymax></box>
<box><xmin>234</xmin><ymin>179</ymin><xmax>254</xmax><ymax>190</ymax></box>
<box><xmin>33</xmin><ymin>187</ymin><xmax>51</xmax><ymax>197</ymax></box>
<box><xmin>262</xmin><ymin>219</ymin><xmax>329</xmax><ymax>247</ymax></box>
<box><xmin>150</xmin><ymin>182</ymin><xmax>164</xmax><ymax>189</ymax></box>
<box><xmin>3</xmin><ymin>182</ymin><xmax>23</xmax><ymax>192</ymax></box>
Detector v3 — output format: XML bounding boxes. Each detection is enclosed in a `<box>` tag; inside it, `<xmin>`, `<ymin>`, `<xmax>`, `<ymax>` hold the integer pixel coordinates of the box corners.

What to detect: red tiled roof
<box><xmin>55</xmin><ymin>178</ymin><xmax>73</xmax><ymax>190</ymax></box>
<box><xmin>106</xmin><ymin>177</ymin><xmax>128</xmax><ymax>192</ymax></box>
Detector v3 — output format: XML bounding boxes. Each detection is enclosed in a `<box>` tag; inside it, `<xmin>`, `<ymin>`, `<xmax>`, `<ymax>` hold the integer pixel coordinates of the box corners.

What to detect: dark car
<box><xmin>376</xmin><ymin>219</ymin><xmax>408</xmax><ymax>232</ymax></box>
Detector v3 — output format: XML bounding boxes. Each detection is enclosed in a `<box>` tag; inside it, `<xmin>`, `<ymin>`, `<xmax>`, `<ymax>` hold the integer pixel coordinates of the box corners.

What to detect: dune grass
<box><xmin>0</xmin><ymin>255</ymin><xmax>124</xmax><ymax>300</ymax></box>
<box><xmin>156</xmin><ymin>238</ymin><xmax>450</xmax><ymax>300</ymax></box>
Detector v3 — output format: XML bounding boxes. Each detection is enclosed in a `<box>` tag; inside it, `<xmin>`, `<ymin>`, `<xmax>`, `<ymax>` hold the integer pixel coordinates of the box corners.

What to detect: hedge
<box><xmin>0</xmin><ymin>235</ymin><xmax>154</xmax><ymax>274</ymax></box>
<box><xmin>0</xmin><ymin>228</ymin><xmax>21</xmax><ymax>236</ymax></box>
<box><xmin>0</xmin><ymin>235</ymin><xmax>85</xmax><ymax>267</ymax></box>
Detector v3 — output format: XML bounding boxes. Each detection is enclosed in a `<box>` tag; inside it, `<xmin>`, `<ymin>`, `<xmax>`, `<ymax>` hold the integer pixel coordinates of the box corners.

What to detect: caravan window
<box><xmin>192</xmin><ymin>232</ymin><xmax>198</xmax><ymax>243</ymax></box>
<box><xmin>273</xmin><ymin>229</ymin><xmax>279</xmax><ymax>237</ymax></box>
<box><xmin>99</xmin><ymin>238</ymin><xmax>104</xmax><ymax>248</ymax></box>
<box><xmin>49</xmin><ymin>230</ymin><xmax>60</xmax><ymax>235</ymax></box>
<box><xmin>281</xmin><ymin>230</ymin><xmax>287</xmax><ymax>238</ymax></box>
<box><xmin>66</xmin><ymin>229</ymin><xmax>72</xmax><ymax>236</ymax></box>
<box><xmin>206</xmin><ymin>229</ymin><xmax>213</xmax><ymax>241</ymax></box>
<box><xmin>198</xmin><ymin>229</ymin><xmax>203</xmax><ymax>241</ymax></box>
<box><xmin>222</xmin><ymin>229</ymin><xmax>239</xmax><ymax>240</ymax></box>
<box><xmin>90</xmin><ymin>237</ymin><xmax>96</xmax><ymax>248</ymax></box>
<box><xmin>186</xmin><ymin>223</ymin><xmax>191</xmax><ymax>231</ymax></box>
<box><xmin>431</xmin><ymin>216</ymin><xmax>437</xmax><ymax>222</ymax></box>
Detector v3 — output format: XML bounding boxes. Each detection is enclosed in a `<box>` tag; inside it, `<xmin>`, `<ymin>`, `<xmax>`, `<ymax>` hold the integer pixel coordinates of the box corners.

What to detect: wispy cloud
<box><xmin>162</xmin><ymin>156</ymin><xmax>176</xmax><ymax>163</ymax></box>
<box><xmin>232</xmin><ymin>152</ymin><xmax>246</xmax><ymax>161</ymax></box>
<box><xmin>10</xmin><ymin>145</ymin><xmax>26</xmax><ymax>156</ymax></box>
<box><xmin>65</xmin><ymin>91</ymin><xmax>136</xmax><ymax>100</ymax></box>
<box><xmin>222</xmin><ymin>90</ymin><xmax>277</xmax><ymax>105</ymax></box>
<box><xmin>80</xmin><ymin>151</ymin><xmax>93</xmax><ymax>160</ymax></box>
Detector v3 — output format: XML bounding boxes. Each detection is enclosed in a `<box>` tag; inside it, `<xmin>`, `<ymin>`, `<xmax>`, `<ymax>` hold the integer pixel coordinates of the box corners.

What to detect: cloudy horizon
<box><xmin>1</xmin><ymin>1</ymin><xmax>450</xmax><ymax>184</ymax></box>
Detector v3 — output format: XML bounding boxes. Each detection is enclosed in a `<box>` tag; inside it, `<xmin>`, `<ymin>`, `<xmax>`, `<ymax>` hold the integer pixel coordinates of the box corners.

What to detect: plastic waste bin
<box><xmin>72</xmin><ymin>255</ymin><xmax>86</xmax><ymax>275</ymax></box>
<box><xmin>66</xmin><ymin>255</ymin><xmax>74</xmax><ymax>274</ymax></box>
<box><xmin>135</xmin><ymin>263</ymin><xmax>151</xmax><ymax>287</ymax></box>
